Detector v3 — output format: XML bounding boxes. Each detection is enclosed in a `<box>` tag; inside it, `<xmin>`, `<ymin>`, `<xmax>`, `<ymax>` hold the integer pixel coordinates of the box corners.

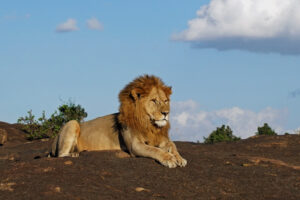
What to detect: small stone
<box><xmin>225</xmin><ymin>161</ymin><xmax>231</xmax><ymax>165</ymax></box>
<box><xmin>64</xmin><ymin>160</ymin><xmax>73</xmax><ymax>165</ymax></box>
<box><xmin>135</xmin><ymin>187</ymin><xmax>150</xmax><ymax>192</ymax></box>
<box><xmin>43</xmin><ymin>167</ymin><xmax>54</xmax><ymax>172</ymax></box>
<box><xmin>241</xmin><ymin>163</ymin><xmax>252</xmax><ymax>167</ymax></box>
<box><xmin>0</xmin><ymin>182</ymin><xmax>16</xmax><ymax>192</ymax></box>
<box><xmin>54</xmin><ymin>186</ymin><xmax>61</xmax><ymax>193</ymax></box>
<box><xmin>8</xmin><ymin>156</ymin><xmax>15</xmax><ymax>161</ymax></box>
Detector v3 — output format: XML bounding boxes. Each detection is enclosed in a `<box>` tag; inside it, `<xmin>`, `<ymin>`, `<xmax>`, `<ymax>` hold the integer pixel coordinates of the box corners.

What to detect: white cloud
<box><xmin>86</xmin><ymin>17</ymin><xmax>103</xmax><ymax>31</ymax></box>
<box><xmin>2</xmin><ymin>13</ymin><xmax>31</xmax><ymax>21</ymax></box>
<box><xmin>56</xmin><ymin>18</ymin><xmax>79</xmax><ymax>33</ymax></box>
<box><xmin>294</xmin><ymin>128</ymin><xmax>300</xmax><ymax>135</ymax></box>
<box><xmin>173</xmin><ymin>0</ymin><xmax>300</xmax><ymax>54</ymax></box>
<box><xmin>172</xmin><ymin>99</ymin><xmax>197</xmax><ymax>110</ymax></box>
<box><xmin>173</xmin><ymin>112</ymin><xmax>189</xmax><ymax>126</ymax></box>
<box><xmin>170</xmin><ymin>100</ymin><xmax>288</xmax><ymax>142</ymax></box>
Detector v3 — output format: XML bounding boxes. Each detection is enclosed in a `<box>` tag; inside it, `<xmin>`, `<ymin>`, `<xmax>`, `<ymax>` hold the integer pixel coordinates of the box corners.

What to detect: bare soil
<box><xmin>1</xmin><ymin>121</ymin><xmax>300</xmax><ymax>200</ymax></box>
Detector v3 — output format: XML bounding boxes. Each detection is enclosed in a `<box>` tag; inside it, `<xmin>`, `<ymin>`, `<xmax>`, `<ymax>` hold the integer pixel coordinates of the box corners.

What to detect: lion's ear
<box><xmin>164</xmin><ymin>86</ymin><xmax>172</xmax><ymax>96</ymax></box>
<box><xmin>130</xmin><ymin>89</ymin><xmax>141</xmax><ymax>101</ymax></box>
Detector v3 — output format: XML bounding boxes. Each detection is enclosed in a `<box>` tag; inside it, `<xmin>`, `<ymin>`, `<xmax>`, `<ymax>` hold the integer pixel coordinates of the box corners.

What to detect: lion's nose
<box><xmin>161</xmin><ymin>111</ymin><xmax>169</xmax><ymax>117</ymax></box>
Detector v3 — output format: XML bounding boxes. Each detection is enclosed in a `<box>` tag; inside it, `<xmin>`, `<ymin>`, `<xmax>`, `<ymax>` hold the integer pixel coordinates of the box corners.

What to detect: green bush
<box><xmin>17</xmin><ymin>102</ymin><xmax>87</xmax><ymax>140</ymax></box>
<box><xmin>256</xmin><ymin>123</ymin><xmax>277</xmax><ymax>136</ymax></box>
<box><xmin>204</xmin><ymin>125</ymin><xmax>241</xmax><ymax>144</ymax></box>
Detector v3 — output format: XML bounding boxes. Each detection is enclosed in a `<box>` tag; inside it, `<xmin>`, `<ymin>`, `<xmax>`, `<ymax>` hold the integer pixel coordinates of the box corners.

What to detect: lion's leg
<box><xmin>56</xmin><ymin>120</ymin><xmax>80</xmax><ymax>157</ymax></box>
<box><xmin>159</xmin><ymin>141</ymin><xmax>187</xmax><ymax>167</ymax></box>
<box><xmin>131</xmin><ymin>138</ymin><xmax>178</xmax><ymax>168</ymax></box>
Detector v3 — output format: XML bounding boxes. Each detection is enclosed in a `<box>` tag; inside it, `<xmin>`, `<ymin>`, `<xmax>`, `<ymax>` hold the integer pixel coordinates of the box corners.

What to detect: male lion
<box><xmin>51</xmin><ymin>75</ymin><xmax>187</xmax><ymax>168</ymax></box>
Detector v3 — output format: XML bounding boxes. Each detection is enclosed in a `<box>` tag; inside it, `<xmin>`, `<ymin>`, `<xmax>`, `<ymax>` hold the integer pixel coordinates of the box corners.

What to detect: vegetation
<box><xmin>17</xmin><ymin>102</ymin><xmax>87</xmax><ymax>140</ymax></box>
<box><xmin>256</xmin><ymin>123</ymin><xmax>277</xmax><ymax>136</ymax></box>
<box><xmin>204</xmin><ymin>125</ymin><xmax>240</xmax><ymax>144</ymax></box>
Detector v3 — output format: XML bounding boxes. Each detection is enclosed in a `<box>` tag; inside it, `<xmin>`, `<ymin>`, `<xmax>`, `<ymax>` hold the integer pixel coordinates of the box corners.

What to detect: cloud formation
<box><xmin>86</xmin><ymin>18</ymin><xmax>103</xmax><ymax>31</ymax></box>
<box><xmin>2</xmin><ymin>13</ymin><xmax>31</xmax><ymax>21</ymax></box>
<box><xmin>170</xmin><ymin>100</ymin><xmax>288</xmax><ymax>142</ymax></box>
<box><xmin>173</xmin><ymin>0</ymin><xmax>300</xmax><ymax>54</ymax></box>
<box><xmin>56</xmin><ymin>18</ymin><xmax>79</xmax><ymax>33</ymax></box>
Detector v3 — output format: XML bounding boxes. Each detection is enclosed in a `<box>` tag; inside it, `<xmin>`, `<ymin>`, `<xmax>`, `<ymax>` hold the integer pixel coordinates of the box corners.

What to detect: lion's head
<box><xmin>118</xmin><ymin>75</ymin><xmax>172</xmax><ymax>136</ymax></box>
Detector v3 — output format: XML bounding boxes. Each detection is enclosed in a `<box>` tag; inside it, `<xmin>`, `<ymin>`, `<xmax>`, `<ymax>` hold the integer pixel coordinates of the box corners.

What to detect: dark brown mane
<box><xmin>118</xmin><ymin>75</ymin><xmax>172</xmax><ymax>144</ymax></box>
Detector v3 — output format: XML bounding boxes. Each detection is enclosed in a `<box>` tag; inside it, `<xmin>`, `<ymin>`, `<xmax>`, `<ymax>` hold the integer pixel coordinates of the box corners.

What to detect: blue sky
<box><xmin>1</xmin><ymin>0</ymin><xmax>300</xmax><ymax>141</ymax></box>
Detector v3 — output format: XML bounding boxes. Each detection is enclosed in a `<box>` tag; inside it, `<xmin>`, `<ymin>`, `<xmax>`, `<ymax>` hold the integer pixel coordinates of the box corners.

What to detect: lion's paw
<box><xmin>175</xmin><ymin>155</ymin><xmax>187</xmax><ymax>167</ymax></box>
<box><xmin>70</xmin><ymin>152</ymin><xmax>79</xmax><ymax>157</ymax></box>
<box><xmin>178</xmin><ymin>157</ymin><xmax>187</xmax><ymax>167</ymax></box>
<box><xmin>160</xmin><ymin>153</ymin><xmax>177</xmax><ymax>168</ymax></box>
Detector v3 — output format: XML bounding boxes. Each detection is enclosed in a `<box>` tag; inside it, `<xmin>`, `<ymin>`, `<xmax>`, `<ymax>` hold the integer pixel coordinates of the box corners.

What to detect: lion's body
<box><xmin>51</xmin><ymin>75</ymin><xmax>187</xmax><ymax>168</ymax></box>
<box><xmin>77</xmin><ymin>114</ymin><xmax>121</xmax><ymax>151</ymax></box>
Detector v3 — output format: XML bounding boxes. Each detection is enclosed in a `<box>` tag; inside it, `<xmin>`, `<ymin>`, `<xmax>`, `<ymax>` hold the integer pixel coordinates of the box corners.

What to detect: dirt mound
<box><xmin>1</xmin><ymin>121</ymin><xmax>300</xmax><ymax>199</ymax></box>
<box><xmin>0</xmin><ymin>121</ymin><xmax>26</xmax><ymax>145</ymax></box>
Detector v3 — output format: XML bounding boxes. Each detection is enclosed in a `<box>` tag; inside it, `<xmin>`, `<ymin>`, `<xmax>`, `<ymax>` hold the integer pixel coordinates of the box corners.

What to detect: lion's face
<box><xmin>118</xmin><ymin>75</ymin><xmax>172</xmax><ymax>131</ymax></box>
<box><xmin>141</xmin><ymin>87</ymin><xmax>170</xmax><ymax>128</ymax></box>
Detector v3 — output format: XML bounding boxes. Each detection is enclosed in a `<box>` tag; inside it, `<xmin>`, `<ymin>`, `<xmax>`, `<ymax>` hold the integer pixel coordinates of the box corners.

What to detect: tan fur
<box><xmin>51</xmin><ymin>75</ymin><xmax>187</xmax><ymax>168</ymax></box>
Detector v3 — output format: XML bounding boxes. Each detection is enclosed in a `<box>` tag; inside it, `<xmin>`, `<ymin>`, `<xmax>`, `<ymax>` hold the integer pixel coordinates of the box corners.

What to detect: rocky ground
<box><xmin>1</xmin><ymin>121</ymin><xmax>300</xmax><ymax>200</ymax></box>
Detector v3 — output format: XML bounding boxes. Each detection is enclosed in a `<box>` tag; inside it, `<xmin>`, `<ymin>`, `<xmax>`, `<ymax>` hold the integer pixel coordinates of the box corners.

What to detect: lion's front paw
<box><xmin>178</xmin><ymin>157</ymin><xmax>187</xmax><ymax>167</ymax></box>
<box><xmin>160</xmin><ymin>153</ymin><xmax>177</xmax><ymax>168</ymax></box>
<box><xmin>175</xmin><ymin>155</ymin><xmax>187</xmax><ymax>167</ymax></box>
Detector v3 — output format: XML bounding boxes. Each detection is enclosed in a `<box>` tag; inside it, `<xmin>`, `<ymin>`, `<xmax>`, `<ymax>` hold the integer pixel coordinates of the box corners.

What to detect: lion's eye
<box><xmin>151</xmin><ymin>99</ymin><xmax>157</xmax><ymax>104</ymax></box>
<box><xmin>164</xmin><ymin>100</ymin><xmax>169</xmax><ymax>104</ymax></box>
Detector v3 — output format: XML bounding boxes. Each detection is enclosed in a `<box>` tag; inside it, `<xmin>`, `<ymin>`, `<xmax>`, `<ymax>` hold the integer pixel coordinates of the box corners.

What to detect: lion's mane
<box><xmin>118</xmin><ymin>75</ymin><xmax>172</xmax><ymax>143</ymax></box>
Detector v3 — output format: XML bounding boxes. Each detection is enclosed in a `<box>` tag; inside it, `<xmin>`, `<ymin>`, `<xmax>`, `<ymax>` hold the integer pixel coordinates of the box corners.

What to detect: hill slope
<box><xmin>1</xmin><ymin>122</ymin><xmax>300</xmax><ymax>199</ymax></box>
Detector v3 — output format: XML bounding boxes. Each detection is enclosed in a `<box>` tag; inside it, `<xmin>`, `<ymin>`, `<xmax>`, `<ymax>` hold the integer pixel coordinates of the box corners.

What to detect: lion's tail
<box><xmin>50</xmin><ymin>135</ymin><xmax>59</xmax><ymax>157</ymax></box>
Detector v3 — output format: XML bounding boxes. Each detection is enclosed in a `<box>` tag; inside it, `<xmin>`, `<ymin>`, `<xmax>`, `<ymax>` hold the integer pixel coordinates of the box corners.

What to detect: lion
<box><xmin>51</xmin><ymin>75</ymin><xmax>187</xmax><ymax>168</ymax></box>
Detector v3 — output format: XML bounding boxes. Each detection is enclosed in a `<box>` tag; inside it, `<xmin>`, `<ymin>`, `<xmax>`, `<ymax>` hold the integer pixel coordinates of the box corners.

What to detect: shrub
<box><xmin>204</xmin><ymin>125</ymin><xmax>240</xmax><ymax>144</ymax></box>
<box><xmin>56</xmin><ymin>102</ymin><xmax>87</xmax><ymax>123</ymax></box>
<box><xmin>256</xmin><ymin>123</ymin><xmax>277</xmax><ymax>136</ymax></box>
<box><xmin>17</xmin><ymin>102</ymin><xmax>87</xmax><ymax>140</ymax></box>
<box><xmin>17</xmin><ymin>110</ymin><xmax>49</xmax><ymax>140</ymax></box>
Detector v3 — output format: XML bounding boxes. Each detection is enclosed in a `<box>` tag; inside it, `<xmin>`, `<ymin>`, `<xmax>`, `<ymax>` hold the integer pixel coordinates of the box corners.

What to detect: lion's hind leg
<box><xmin>55</xmin><ymin>120</ymin><xmax>80</xmax><ymax>157</ymax></box>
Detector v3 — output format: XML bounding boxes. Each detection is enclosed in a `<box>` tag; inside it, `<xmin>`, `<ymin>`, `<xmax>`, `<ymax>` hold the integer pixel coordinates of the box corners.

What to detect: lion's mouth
<box><xmin>154</xmin><ymin>119</ymin><xmax>168</xmax><ymax>127</ymax></box>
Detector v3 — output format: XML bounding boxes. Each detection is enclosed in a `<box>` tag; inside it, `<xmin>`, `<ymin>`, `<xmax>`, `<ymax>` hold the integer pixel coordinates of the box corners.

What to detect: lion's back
<box><xmin>77</xmin><ymin>113</ymin><xmax>121</xmax><ymax>151</ymax></box>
